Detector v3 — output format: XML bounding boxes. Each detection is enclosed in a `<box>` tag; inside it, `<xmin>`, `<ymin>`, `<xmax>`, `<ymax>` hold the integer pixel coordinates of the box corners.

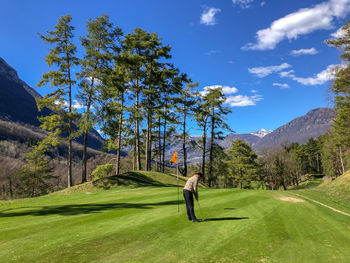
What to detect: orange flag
<box><xmin>171</xmin><ymin>151</ymin><xmax>178</xmax><ymax>164</ymax></box>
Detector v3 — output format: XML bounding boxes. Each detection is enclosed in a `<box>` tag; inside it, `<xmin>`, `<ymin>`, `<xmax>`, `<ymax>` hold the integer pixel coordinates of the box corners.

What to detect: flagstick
<box><xmin>177</xmin><ymin>163</ymin><xmax>179</xmax><ymax>213</ymax></box>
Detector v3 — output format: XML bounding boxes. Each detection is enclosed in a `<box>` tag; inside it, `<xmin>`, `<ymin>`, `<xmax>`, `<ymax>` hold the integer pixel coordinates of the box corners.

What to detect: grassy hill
<box><xmin>55</xmin><ymin>171</ymin><xmax>199</xmax><ymax>195</ymax></box>
<box><xmin>296</xmin><ymin>170</ymin><xmax>350</xmax><ymax>215</ymax></box>
<box><xmin>318</xmin><ymin>170</ymin><xmax>350</xmax><ymax>200</ymax></box>
<box><xmin>1</xmin><ymin>171</ymin><xmax>350</xmax><ymax>262</ymax></box>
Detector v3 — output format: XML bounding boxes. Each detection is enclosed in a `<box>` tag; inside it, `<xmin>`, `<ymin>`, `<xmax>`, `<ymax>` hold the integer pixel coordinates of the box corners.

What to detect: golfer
<box><xmin>183</xmin><ymin>172</ymin><xmax>203</xmax><ymax>223</ymax></box>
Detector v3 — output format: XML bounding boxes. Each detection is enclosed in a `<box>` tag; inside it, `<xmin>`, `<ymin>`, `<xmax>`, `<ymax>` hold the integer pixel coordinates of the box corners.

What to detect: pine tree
<box><xmin>194</xmin><ymin>94</ymin><xmax>211</xmax><ymax>180</ymax></box>
<box><xmin>325</xmin><ymin>19</ymin><xmax>350</xmax><ymax>175</ymax></box>
<box><xmin>99</xmin><ymin>65</ymin><xmax>128</xmax><ymax>175</ymax></box>
<box><xmin>14</xmin><ymin>139</ymin><xmax>55</xmax><ymax>197</ymax></box>
<box><xmin>176</xmin><ymin>80</ymin><xmax>198</xmax><ymax>177</ymax></box>
<box><xmin>226</xmin><ymin>139</ymin><xmax>259</xmax><ymax>189</ymax></box>
<box><xmin>37</xmin><ymin>15</ymin><xmax>79</xmax><ymax>187</ymax></box>
<box><xmin>205</xmin><ymin>86</ymin><xmax>232</xmax><ymax>187</ymax></box>
<box><xmin>78</xmin><ymin>15</ymin><xmax>122</xmax><ymax>182</ymax></box>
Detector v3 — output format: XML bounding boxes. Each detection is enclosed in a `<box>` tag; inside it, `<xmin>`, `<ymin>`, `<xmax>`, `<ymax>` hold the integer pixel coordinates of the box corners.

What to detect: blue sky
<box><xmin>1</xmin><ymin>0</ymin><xmax>349</xmax><ymax>135</ymax></box>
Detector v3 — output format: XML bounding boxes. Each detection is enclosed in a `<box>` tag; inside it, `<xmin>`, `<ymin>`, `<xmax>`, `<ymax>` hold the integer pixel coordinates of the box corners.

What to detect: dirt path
<box><xmin>293</xmin><ymin>193</ymin><xmax>350</xmax><ymax>217</ymax></box>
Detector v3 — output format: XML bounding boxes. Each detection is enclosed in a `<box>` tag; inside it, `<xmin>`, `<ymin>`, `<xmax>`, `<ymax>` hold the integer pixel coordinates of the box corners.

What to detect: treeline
<box><xmin>6</xmin><ymin>14</ymin><xmax>232</xmax><ymax>197</ymax></box>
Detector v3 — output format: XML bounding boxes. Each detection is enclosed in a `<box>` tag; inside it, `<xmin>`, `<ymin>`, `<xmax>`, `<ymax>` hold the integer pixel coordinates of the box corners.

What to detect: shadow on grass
<box><xmin>199</xmin><ymin>217</ymin><xmax>249</xmax><ymax>222</ymax></box>
<box><xmin>0</xmin><ymin>200</ymin><xmax>185</xmax><ymax>217</ymax></box>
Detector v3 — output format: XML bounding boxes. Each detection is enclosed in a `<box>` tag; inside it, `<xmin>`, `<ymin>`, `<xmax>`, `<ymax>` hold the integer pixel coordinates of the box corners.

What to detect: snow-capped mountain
<box><xmin>250</xmin><ymin>129</ymin><xmax>273</xmax><ymax>138</ymax></box>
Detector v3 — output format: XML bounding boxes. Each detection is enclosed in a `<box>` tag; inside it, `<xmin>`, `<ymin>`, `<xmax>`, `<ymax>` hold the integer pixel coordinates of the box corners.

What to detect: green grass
<box><xmin>296</xmin><ymin>170</ymin><xmax>350</xmax><ymax>213</ymax></box>
<box><xmin>288</xmin><ymin>179</ymin><xmax>323</xmax><ymax>190</ymax></box>
<box><xmin>1</xmin><ymin>172</ymin><xmax>350</xmax><ymax>262</ymax></box>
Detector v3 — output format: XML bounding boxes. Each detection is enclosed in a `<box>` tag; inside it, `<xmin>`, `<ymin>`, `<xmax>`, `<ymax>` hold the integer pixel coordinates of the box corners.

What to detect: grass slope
<box><xmin>297</xmin><ymin>170</ymin><xmax>350</xmax><ymax>214</ymax></box>
<box><xmin>1</xmin><ymin>172</ymin><xmax>350</xmax><ymax>262</ymax></box>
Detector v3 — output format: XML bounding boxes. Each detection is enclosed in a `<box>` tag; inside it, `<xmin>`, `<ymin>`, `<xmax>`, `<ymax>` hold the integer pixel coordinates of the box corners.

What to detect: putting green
<box><xmin>1</xmin><ymin>186</ymin><xmax>350</xmax><ymax>262</ymax></box>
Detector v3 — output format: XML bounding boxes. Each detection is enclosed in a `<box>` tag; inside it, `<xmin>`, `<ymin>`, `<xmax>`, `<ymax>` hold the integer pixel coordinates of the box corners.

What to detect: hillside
<box><xmin>0</xmin><ymin>57</ymin><xmax>104</xmax><ymax>150</ymax></box>
<box><xmin>316</xmin><ymin>171</ymin><xmax>350</xmax><ymax>202</ymax></box>
<box><xmin>255</xmin><ymin>108</ymin><xmax>336</xmax><ymax>151</ymax></box>
<box><xmin>296</xmin><ymin>170</ymin><xmax>350</xmax><ymax>214</ymax></box>
<box><xmin>0</xmin><ymin>119</ymin><xmax>113</xmax><ymax>190</ymax></box>
<box><xmin>58</xmin><ymin>171</ymin><xmax>202</xmax><ymax>194</ymax></box>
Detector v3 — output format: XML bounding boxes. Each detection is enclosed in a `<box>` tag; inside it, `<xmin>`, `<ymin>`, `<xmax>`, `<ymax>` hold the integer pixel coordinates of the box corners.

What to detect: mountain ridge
<box><xmin>0</xmin><ymin>57</ymin><xmax>104</xmax><ymax>150</ymax></box>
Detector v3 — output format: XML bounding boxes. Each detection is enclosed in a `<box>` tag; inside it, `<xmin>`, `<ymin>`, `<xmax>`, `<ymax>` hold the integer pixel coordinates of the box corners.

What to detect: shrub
<box><xmin>91</xmin><ymin>164</ymin><xmax>114</xmax><ymax>182</ymax></box>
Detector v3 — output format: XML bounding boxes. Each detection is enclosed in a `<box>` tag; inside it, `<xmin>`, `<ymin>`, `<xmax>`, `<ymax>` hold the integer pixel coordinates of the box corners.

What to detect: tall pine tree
<box><xmin>37</xmin><ymin>15</ymin><xmax>79</xmax><ymax>187</ymax></box>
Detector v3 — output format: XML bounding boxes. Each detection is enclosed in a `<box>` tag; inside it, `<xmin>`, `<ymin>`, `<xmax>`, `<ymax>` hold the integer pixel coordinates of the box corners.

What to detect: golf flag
<box><xmin>171</xmin><ymin>151</ymin><xmax>178</xmax><ymax>164</ymax></box>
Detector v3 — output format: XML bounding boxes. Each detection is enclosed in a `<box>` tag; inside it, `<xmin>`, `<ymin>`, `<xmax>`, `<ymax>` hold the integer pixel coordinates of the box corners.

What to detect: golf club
<box><xmin>196</xmin><ymin>199</ymin><xmax>207</xmax><ymax>221</ymax></box>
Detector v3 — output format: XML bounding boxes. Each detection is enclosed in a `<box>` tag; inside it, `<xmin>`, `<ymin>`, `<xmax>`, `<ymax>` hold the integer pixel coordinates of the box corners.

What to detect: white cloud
<box><xmin>232</xmin><ymin>0</ymin><xmax>254</xmax><ymax>9</ymax></box>
<box><xmin>273</xmin><ymin>83</ymin><xmax>290</xmax><ymax>89</ymax></box>
<box><xmin>280</xmin><ymin>64</ymin><xmax>342</xmax><ymax>85</ymax></box>
<box><xmin>293</xmin><ymin>64</ymin><xmax>339</xmax><ymax>85</ymax></box>
<box><xmin>201</xmin><ymin>85</ymin><xmax>238</xmax><ymax>96</ymax></box>
<box><xmin>201</xmin><ymin>85</ymin><xmax>262</xmax><ymax>107</ymax></box>
<box><xmin>200</xmin><ymin>7</ymin><xmax>221</xmax><ymax>26</ymax></box>
<box><xmin>280</xmin><ymin>70</ymin><xmax>295</xmax><ymax>78</ymax></box>
<box><xmin>206</xmin><ymin>49</ymin><xmax>222</xmax><ymax>55</ymax></box>
<box><xmin>290</xmin><ymin>47</ymin><xmax>318</xmax><ymax>56</ymax></box>
<box><xmin>225</xmin><ymin>94</ymin><xmax>263</xmax><ymax>107</ymax></box>
<box><xmin>54</xmin><ymin>100</ymin><xmax>86</xmax><ymax>110</ymax></box>
<box><xmin>228</xmin><ymin>60</ymin><xmax>234</xmax><ymax>64</ymax></box>
<box><xmin>261</xmin><ymin>2</ymin><xmax>265</xmax><ymax>6</ymax></box>
<box><xmin>248</xmin><ymin>63</ymin><xmax>291</xmax><ymax>78</ymax></box>
<box><xmin>243</xmin><ymin>0</ymin><xmax>350</xmax><ymax>50</ymax></box>
<box><xmin>251</xmin><ymin>89</ymin><xmax>258</xmax><ymax>93</ymax></box>
<box><xmin>331</xmin><ymin>26</ymin><xmax>346</xmax><ymax>38</ymax></box>
<box><xmin>72</xmin><ymin>100</ymin><xmax>84</xmax><ymax>110</ymax></box>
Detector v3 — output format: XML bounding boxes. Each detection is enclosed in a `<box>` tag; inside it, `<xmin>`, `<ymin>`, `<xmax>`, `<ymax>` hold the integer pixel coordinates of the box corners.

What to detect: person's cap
<box><xmin>195</xmin><ymin>172</ymin><xmax>203</xmax><ymax>178</ymax></box>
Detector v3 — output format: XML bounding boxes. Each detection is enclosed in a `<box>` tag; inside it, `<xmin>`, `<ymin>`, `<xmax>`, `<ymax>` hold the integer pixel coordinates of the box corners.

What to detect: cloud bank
<box><xmin>290</xmin><ymin>47</ymin><xmax>318</xmax><ymax>56</ymax></box>
<box><xmin>280</xmin><ymin>64</ymin><xmax>341</xmax><ymax>85</ymax></box>
<box><xmin>225</xmin><ymin>94</ymin><xmax>262</xmax><ymax>107</ymax></box>
<box><xmin>201</xmin><ymin>85</ymin><xmax>262</xmax><ymax>107</ymax></box>
<box><xmin>248</xmin><ymin>63</ymin><xmax>291</xmax><ymax>78</ymax></box>
<box><xmin>273</xmin><ymin>83</ymin><xmax>290</xmax><ymax>89</ymax></box>
<box><xmin>243</xmin><ymin>0</ymin><xmax>350</xmax><ymax>50</ymax></box>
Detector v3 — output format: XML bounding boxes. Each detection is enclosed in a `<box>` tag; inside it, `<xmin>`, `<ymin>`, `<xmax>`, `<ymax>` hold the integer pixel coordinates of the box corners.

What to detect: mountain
<box><xmin>0</xmin><ymin>57</ymin><xmax>47</xmax><ymax>125</ymax></box>
<box><xmin>0</xmin><ymin>57</ymin><xmax>104</xmax><ymax>150</ymax></box>
<box><xmin>163</xmin><ymin>108</ymin><xmax>336</xmax><ymax>163</ymax></box>
<box><xmin>254</xmin><ymin>108</ymin><xmax>336</xmax><ymax>151</ymax></box>
<box><xmin>250</xmin><ymin>129</ymin><xmax>273</xmax><ymax>138</ymax></box>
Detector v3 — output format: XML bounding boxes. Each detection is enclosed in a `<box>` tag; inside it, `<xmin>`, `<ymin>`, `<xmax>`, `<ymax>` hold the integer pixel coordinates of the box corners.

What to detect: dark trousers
<box><xmin>183</xmin><ymin>189</ymin><xmax>196</xmax><ymax>220</ymax></box>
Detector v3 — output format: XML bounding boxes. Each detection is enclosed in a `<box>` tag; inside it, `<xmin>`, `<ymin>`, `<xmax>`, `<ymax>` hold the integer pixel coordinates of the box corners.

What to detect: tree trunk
<box><xmin>66</xmin><ymin>53</ymin><xmax>73</xmax><ymax>188</ymax></box>
<box><xmin>208</xmin><ymin>109</ymin><xmax>215</xmax><ymax>187</ymax></box>
<box><xmin>145</xmin><ymin>111</ymin><xmax>149</xmax><ymax>171</ymax></box>
<box><xmin>81</xmin><ymin>76</ymin><xmax>95</xmax><ymax>184</ymax></box>
<box><xmin>183</xmin><ymin>110</ymin><xmax>187</xmax><ymax>177</ymax></box>
<box><xmin>135</xmin><ymin>88</ymin><xmax>141</xmax><ymax>170</ymax></box>
<box><xmin>201</xmin><ymin>115</ymin><xmax>208</xmax><ymax>180</ymax></box>
<box><xmin>162</xmin><ymin>116</ymin><xmax>167</xmax><ymax>173</ymax></box>
<box><xmin>145</xmin><ymin>108</ymin><xmax>152</xmax><ymax>171</ymax></box>
<box><xmin>158</xmin><ymin>117</ymin><xmax>162</xmax><ymax>172</ymax></box>
<box><xmin>148</xmin><ymin>116</ymin><xmax>152</xmax><ymax>171</ymax></box>
<box><xmin>82</xmin><ymin>132</ymin><xmax>88</xmax><ymax>183</ymax></box>
<box><xmin>8</xmin><ymin>177</ymin><xmax>13</xmax><ymax>199</ymax></box>
<box><xmin>116</xmin><ymin>93</ymin><xmax>124</xmax><ymax>175</ymax></box>
<box><xmin>339</xmin><ymin>146</ymin><xmax>345</xmax><ymax>175</ymax></box>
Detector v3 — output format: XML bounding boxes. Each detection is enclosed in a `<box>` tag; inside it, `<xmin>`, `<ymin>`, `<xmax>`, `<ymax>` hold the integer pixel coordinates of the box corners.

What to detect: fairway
<box><xmin>1</xmin><ymin>187</ymin><xmax>350</xmax><ymax>263</ymax></box>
